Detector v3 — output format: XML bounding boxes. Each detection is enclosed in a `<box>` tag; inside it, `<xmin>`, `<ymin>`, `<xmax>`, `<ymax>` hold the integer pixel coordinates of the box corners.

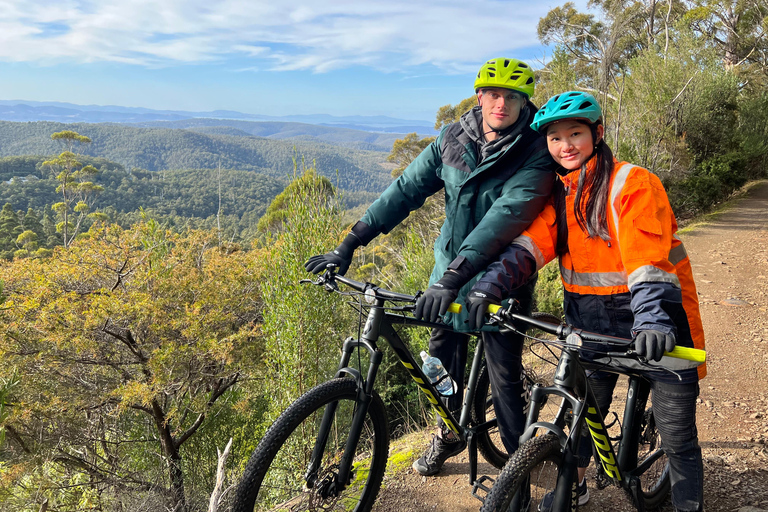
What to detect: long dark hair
<box><xmin>554</xmin><ymin>122</ymin><xmax>615</xmax><ymax>255</ymax></box>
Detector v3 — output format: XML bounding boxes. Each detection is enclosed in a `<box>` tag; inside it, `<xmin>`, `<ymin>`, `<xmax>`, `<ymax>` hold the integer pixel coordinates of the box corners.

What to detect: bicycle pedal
<box><xmin>471</xmin><ymin>475</ymin><xmax>495</xmax><ymax>503</ymax></box>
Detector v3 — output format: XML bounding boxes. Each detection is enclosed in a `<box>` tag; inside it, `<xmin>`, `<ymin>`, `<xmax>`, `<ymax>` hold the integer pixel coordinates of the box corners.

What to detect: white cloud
<box><xmin>0</xmin><ymin>0</ymin><xmax>557</xmax><ymax>72</ymax></box>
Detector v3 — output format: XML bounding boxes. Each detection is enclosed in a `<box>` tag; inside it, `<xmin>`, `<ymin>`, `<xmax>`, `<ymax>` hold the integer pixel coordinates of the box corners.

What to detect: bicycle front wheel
<box><xmin>233</xmin><ymin>378</ymin><xmax>389</xmax><ymax>512</ymax></box>
<box><xmin>637</xmin><ymin>407</ymin><xmax>671</xmax><ymax>509</ymax></box>
<box><xmin>480</xmin><ymin>433</ymin><xmax>576</xmax><ymax>512</ymax></box>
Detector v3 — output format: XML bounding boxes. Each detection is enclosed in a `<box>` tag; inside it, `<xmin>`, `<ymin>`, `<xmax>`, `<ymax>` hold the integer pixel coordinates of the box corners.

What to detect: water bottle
<box><xmin>420</xmin><ymin>351</ymin><xmax>455</xmax><ymax>396</ymax></box>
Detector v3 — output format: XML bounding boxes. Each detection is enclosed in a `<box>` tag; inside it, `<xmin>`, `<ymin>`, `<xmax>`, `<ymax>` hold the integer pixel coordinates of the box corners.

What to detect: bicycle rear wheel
<box><xmin>480</xmin><ymin>433</ymin><xmax>576</xmax><ymax>512</ymax></box>
<box><xmin>636</xmin><ymin>407</ymin><xmax>671</xmax><ymax>509</ymax></box>
<box><xmin>232</xmin><ymin>378</ymin><xmax>389</xmax><ymax>512</ymax></box>
<box><xmin>472</xmin><ymin>362</ymin><xmax>509</xmax><ymax>469</ymax></box>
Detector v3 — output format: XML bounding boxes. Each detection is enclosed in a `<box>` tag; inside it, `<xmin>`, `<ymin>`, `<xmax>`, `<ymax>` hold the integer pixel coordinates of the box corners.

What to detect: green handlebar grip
<box><xmin>447</xmin><ymin>303</ymin><xmax>462</xmax><ymax>314</ymax></box>
<box><xmin>664</xmin><ymin>346</ymin><xmax>706</xmax><ymax>363</ymax></box>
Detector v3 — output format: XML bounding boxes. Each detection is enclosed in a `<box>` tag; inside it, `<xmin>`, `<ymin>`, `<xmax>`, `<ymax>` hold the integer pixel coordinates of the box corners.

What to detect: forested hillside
<box><xmin>130</xmin><ymin>118</ymin><xmax>404</xmax><ymax>151</ymax></box>
<box><xmin>0</xmin><ymin>121</ymin><xmax>395</xmax><ymax>193</ymax></box>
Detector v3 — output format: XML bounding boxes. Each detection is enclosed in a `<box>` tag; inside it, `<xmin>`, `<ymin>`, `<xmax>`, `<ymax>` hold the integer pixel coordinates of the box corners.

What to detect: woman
<box><xmin>466</xmin><ymin>91</ymin><xmax>705</xmax><ymax>512</ymax></box>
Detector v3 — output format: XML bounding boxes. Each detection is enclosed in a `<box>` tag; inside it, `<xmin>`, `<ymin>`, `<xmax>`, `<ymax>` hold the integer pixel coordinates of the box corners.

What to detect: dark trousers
<box><xmin>429</xmin><ymin>327</ymin><xmax>527</xmax><ymax>455</ymax></box>
<box><xmin>578</xmin><ymin>373</ymin><xmax>704</xmax><ymax>512</ymax></box>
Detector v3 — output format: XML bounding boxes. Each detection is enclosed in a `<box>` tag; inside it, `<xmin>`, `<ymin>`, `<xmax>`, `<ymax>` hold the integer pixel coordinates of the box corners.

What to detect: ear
<box><xmin>595</xmin><ymin>124</ymin><xmax>605</xmax><ymax>144</ymax></box>
<box><xmin>476</xmin><ymin>91</ymin><xmax>483</xmax><ymax>107</ymax></box>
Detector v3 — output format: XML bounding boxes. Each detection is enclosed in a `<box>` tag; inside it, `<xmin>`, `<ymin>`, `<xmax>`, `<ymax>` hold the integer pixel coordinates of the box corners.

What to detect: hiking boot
<box><xmin>411</xmin><ymin>430</ymin><xmax>466</xmax><ymax>476</ymax></box>
<box><xmin>538</xmin><ymin>477</ymin><xmax>589</xmax><ymax>511</ymax></box>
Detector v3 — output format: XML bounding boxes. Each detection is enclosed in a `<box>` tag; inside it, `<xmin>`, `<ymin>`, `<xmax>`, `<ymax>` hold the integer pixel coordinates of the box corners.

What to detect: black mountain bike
<box><xmin>478</xmin><ymin>304</ymin><xmax>706</xmax><ymax>512</ymax></box>
<box><xmin>232</xmin><ymin>270</ymin><xmax>555</xmax><ymax>512</ymax></box>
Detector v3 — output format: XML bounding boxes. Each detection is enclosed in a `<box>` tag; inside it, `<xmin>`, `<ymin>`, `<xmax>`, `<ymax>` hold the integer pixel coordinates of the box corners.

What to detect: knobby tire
<box><xmin>480</xmin><ymin>433</ymin><xmax>575</xmax><ymax>512</ymax></box>
<box><xmin>637</xmin><ymin>407</ymin><xmax>671</xmax><ymax>509</ymax></box>
<box><xmin>232</xmin><ymin>378</ymin><xmax>389</xmax><ymax>512</ymax></box>
<box><xmin>472</xmin><ymin>362</ymin><xmax>509</xmax><ymax>469</ymax></box>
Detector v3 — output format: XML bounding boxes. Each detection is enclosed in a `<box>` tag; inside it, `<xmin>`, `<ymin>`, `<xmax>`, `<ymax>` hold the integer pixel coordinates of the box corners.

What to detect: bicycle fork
<box><xmin>305</xmin><ymin>312</ymin><xmax>385</xmax><ymax>494</ymax></box>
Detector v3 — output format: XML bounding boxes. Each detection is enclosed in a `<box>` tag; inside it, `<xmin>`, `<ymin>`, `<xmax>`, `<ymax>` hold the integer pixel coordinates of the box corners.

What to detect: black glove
<box><xmin>304</xmin><ymin>233</ymin><xmax>361</xmax><ymax>276</ymax></box>
<box><xmin>465</xmin><ymin>288</ymin><xmax>502</xmax><ymax>331</ymax></box>
<box><xmin>634</xmin><ymin>329</ymin><xmax>676</xmax><ymax>362</ymax></box>
<box><xmin>414</xmin><ymin>262</ymin><xmax>473</xmax><ymax>323</ymax></box>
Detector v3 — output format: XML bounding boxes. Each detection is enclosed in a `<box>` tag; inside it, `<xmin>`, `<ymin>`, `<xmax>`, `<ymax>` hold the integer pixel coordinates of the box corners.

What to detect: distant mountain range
<box><xmin>0</xmin><ymin>100</ymin><xmax>438</xmax><ymax>136</ymax></box>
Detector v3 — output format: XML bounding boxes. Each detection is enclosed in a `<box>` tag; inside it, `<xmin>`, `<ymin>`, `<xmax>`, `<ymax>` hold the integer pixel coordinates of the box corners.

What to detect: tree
<box><xmin>42</xmin><ymin>131</ymin><xmax>104</xmax><ymax>248</ymax></box>
<box><xmin>386</xmin><ymin>133</ymin><xmax>436</xmax><ymax>178</ymax></box>
<box><xmin>0</xmin><ymin>204</ymin><xmax>21</xmax><ymax>260</ymax></box>
<box><xmin>0</xmin><ymin>222</ymin><xmax>263</xmax><ymax>512</ymax></box>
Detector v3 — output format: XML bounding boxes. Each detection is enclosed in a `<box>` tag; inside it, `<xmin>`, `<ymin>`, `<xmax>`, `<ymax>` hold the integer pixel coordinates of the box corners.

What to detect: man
<box><xmin>305</xmin><ymin>58</ymin><xmax>557</xmax><ymax>475</ymax></box>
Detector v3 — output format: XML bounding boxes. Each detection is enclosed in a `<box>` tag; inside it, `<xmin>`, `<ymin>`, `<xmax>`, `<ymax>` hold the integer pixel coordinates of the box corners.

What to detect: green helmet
<box><xmin>530</xmin><ymin>91</ymin><xmax>602</xmax><ymax>133</ymax></box>
<box><xmin>474</xmin><ymin>58</ymin><xmax>535</xmax><ymax>98</ymax></box>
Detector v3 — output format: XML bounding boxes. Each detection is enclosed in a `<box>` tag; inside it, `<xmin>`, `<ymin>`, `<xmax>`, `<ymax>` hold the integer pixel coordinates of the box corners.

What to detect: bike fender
<box><xmin>520</xmin><ymin>421</ymin><xmax>569</xmax><ymax>448</ymax></box>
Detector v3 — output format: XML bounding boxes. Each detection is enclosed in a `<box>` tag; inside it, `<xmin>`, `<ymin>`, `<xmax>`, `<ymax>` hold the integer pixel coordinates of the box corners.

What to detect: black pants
<box><xmin>429</xmin><ymin>278</ymin><xmax>535</xmax><ymax>455</ymax></box>
<box><xmin>578</xmin><ymin>373</ymin><xmax>704</xmax><ymax>512</ymax></box>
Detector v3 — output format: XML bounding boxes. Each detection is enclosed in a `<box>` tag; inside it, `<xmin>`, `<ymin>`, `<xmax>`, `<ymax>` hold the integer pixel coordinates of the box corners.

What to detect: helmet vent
<box><xmin>579</xmin><ymin>101</ymin><xmax>593</xmax><ymax>110</ymax></box>
<box><xmin>488</xmin><ymin>72</ymin><xmax>496</xmax><ymax>77</ymax></box>
<box><xmin>519</xmin><ymin>62</ymin><xmax>529</xmax><ymax>68</ymax></box>
<box><xmin>526</xmin><ymin>77</ymin><xmax>533</xmax><ymax>84</ymax></box>
<box><xmin>504</xmin><ymin>59</ymin><xmax>510</xmax><ymax>66</ymax></box>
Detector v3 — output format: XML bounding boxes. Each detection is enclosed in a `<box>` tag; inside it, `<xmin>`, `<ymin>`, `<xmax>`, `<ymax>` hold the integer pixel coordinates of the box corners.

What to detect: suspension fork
<box><xmin>306</xmin><ymin>300</ymin><xmax>384</xmax><ymax>490</ymax></box>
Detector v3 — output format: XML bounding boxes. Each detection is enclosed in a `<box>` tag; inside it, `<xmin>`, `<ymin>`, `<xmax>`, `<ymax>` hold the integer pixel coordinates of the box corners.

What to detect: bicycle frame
<box><xmin>306</xmin><ymin>275</ymin><xmax>499</xmax><ymax>492</ymax></box>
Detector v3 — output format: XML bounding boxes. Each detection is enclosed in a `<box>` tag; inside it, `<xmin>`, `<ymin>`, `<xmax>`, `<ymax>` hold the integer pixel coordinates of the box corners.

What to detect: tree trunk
<box><xmin>152</xmin><ymin>400</ymin><xmax>188</xmax><ymax>512</ymax></box>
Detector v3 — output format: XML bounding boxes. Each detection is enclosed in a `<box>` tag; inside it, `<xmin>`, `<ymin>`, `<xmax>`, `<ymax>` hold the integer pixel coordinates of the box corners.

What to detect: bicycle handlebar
<box><xmin>306</xmin><ymin>271</ymin><xmax>705</xmax><ymax>365</ymax></box>
<box><xmin>486</xmin><ymin>304</ymin><xmax>706</xmax><ymax>365</ymax></box>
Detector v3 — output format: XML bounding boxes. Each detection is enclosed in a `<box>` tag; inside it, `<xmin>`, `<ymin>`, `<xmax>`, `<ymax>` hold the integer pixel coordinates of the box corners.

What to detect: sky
<box><xmin>0</xmin><ymin>0</ymin><xmax>581</xmax><ymax>122</ymax></box>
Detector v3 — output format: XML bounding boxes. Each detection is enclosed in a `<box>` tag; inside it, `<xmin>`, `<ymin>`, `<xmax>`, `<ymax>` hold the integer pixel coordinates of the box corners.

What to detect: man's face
<box><xmin>477</xmin><ymin>87</ymin><xmax>526</xmax><ymax>135</ymax></box>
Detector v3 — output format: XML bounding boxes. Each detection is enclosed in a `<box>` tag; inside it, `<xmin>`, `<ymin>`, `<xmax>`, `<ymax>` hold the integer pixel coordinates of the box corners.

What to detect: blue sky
<box><xmin>0</xmin><ymin>0</ymin><xmax>578</xmax><ymax>122</ymax></box>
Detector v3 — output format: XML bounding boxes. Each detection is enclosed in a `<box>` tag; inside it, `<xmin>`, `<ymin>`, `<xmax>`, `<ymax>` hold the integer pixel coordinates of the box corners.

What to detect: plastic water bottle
<box><xmin>420</xmin><ymin>351</ymin><xmax>455</xmax><ymax>396</ymax></box>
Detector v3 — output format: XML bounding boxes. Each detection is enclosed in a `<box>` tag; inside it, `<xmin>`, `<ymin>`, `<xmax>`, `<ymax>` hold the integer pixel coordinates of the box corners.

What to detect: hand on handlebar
<box><xmin>465</xmin><ymin>289</ymin><xmax>502</xmax><ymax>331</ymax></box>
<box><xmin>304</xmin><ymin>234</ymin><xmax>361</xmax><ymax>276</ymax></box>
<box><xmin>414</xmin><ymin>271</ymin><xmax>465</xmax><ymax>323</ymax></box>
<box><xmin>634</xmin><ymin>329</ymin><xmax>676</xmax><ymax>362</ymax></box>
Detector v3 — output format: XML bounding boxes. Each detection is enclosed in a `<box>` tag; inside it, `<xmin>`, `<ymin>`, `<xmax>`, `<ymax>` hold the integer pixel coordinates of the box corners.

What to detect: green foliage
<box><xmin>532</xmin><ymin>261</ymin><xmax>564</xmax><ymax>318</ymax></box>
<box><xmin>387</xmin><ymin>133</ymin><xmax>436</xmax><ymax>177</ymax></box>
<box><xmin>0</xmin><ymin>223</ymin><xmax>263</xmax><ymax>511</ymax></box>
<box><xmin>434</xmin><ymin>96</ymin><xmax>477</xmax><ymax>130</ymax></box>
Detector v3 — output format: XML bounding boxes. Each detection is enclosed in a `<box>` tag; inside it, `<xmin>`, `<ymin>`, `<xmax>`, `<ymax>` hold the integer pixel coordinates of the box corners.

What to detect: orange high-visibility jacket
<box><xmin>474</xmin><ymin>159</ymin><xmax>706</xmax><ymax>381</ymax></box>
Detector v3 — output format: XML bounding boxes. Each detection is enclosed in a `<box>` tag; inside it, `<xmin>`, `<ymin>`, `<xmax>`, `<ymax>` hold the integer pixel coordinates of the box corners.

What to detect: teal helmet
<box><xmin>530</xmin><ymin>91</ymin><xmax>602</xmax><ymax>133</ymax></box>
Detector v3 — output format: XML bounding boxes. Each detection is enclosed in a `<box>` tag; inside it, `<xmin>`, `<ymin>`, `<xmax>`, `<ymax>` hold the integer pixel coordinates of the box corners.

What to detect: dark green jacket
<box><xmin>360</xmin><ymin>105</ymin><xmax>556</xmax><ymax>330</ymax></box>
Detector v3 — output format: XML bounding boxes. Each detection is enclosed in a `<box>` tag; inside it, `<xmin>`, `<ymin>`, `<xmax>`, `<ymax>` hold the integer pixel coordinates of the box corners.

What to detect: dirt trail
<box><xmin>372</xmin><ymin>181</ymin><xmax>768</xmax><ymax>512</ymax></box>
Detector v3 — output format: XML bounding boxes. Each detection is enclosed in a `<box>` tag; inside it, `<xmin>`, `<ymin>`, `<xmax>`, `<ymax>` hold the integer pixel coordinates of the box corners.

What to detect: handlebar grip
<box><xmin>446</xmin><ymin>303</ymin><xmax>503</xmax><ymax>314</ymax></box>
<box><xmin>447</xmin><ymin>303</ymin><xmax>462</xmax><ymax>314</ymax></box>
<box><xmin>664</xmin><ymin>346</ymin><xmax>706</xmax><ymax>363</ymax></box>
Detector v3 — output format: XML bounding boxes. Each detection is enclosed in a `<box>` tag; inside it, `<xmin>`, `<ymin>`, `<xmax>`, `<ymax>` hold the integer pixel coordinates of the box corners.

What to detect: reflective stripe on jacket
<box><xmin>475</xmin><ymin>159</ymin><xmax>706</xmax><ymax>381</ymax></box>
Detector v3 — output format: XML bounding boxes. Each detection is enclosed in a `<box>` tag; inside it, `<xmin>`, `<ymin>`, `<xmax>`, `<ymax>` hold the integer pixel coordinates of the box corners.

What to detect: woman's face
<box><xmin>545</xmin><ymin>119</ymin><xmax>604</xmax><ymax>171</ymax></box>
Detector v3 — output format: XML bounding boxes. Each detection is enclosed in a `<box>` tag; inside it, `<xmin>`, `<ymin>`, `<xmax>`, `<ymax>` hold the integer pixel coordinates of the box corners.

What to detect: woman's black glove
<box><xmin>304</xmin><ymin>233</ymin><xmax>361</xmax><ymax>276</ymax></box>
<box><xmin>465</xmin><ymin>288</ymin><xmax>502</xmax><ymax>331</ymax></box>
<box><xmin>634</xmin><ymin>330</ymin><xmax>676</xmax><ymax>362</ymax></box>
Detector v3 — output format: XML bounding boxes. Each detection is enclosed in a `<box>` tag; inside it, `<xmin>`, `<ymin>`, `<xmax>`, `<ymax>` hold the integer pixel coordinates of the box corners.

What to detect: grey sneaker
<box><xmin>538</xmin><ymin>477</ymin><xmax>589</xmax><ymax>511</ymax></box>
<box><xmin>411</xmin><ymin>431</ymin><xmax>466</xmax><ymax>476</ymax></box>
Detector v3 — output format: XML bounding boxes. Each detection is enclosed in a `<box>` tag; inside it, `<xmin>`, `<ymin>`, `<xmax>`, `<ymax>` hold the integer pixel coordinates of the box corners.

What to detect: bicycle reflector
<box><xmin>566</xmin><ymin>333</ymin><xmax>583</xmax><ymax>347</ymax></box>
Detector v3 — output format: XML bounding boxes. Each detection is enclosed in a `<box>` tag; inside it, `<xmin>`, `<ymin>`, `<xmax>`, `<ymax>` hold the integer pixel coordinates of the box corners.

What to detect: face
<box><xmin>545</xmin><ymin>120</ymin><xmax>604</xmax><ymax>171</ymax></box>
<box><xmin>477</xmin><ymin>87</ymin><xmax>526</xmax><ymax>138</ymax></box>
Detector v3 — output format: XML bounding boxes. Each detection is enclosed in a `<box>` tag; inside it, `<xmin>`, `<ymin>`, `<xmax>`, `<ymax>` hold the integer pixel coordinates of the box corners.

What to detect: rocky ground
<box><xmin>372</xmin><ymin>181</ymin><xmax>768</xmax><ymax>512</ymax></box>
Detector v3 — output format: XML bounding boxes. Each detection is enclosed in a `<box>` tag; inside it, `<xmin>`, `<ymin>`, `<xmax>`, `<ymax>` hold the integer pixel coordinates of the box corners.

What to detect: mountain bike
<box><xmin>478</xmin><ymin>304</ymin><xmax>706</xmax><ymax>512</ymax></box>
<box><xmin>232</xmin><ymin>270</ymin><xmax>556</xmax><ymax>512</ymax></box>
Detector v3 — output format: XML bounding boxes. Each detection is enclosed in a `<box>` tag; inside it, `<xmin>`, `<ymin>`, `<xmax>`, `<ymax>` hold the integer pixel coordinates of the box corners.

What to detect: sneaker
<box><xmin>537</xmin><ymin>477</ymin><xmax>589</xmax><ymax>511</ymax></box>
<box><xmin>411</xmin><ymin>431</ymin><xmax>466</xmax><ymax>476</ymax></box>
